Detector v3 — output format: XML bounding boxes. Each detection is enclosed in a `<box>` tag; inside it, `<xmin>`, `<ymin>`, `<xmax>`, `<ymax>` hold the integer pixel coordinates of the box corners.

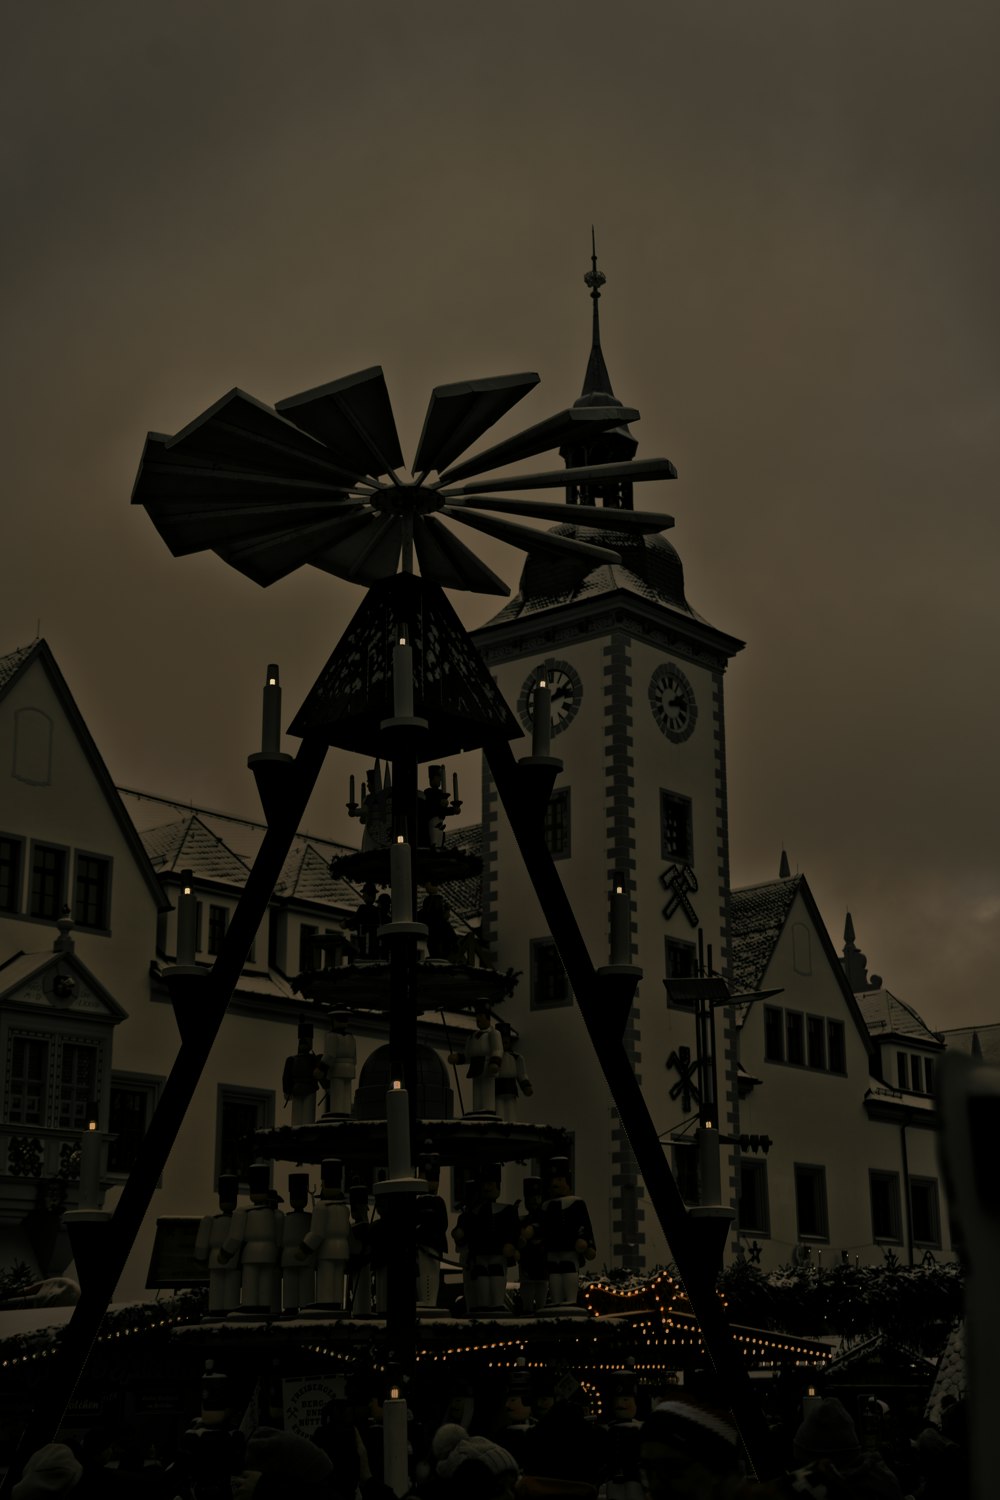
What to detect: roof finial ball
<box><xmin>584</xmin><ymin>225</ymin><xmax>606</xmax><ymax>300</ymax></box>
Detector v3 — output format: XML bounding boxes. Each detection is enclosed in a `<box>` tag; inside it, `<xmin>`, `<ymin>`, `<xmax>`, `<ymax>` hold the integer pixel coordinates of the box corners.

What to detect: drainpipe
<box><xmin>900</xmin><ymin>1116</ymin><xmax>914</xmax><ymax>1266</ymax></box>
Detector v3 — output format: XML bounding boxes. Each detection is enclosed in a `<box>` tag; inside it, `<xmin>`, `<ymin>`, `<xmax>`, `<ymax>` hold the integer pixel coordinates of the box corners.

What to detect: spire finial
<box><xmin>583</xmin><ymin>226</ymin><xmax>606</xmax><ymax>348</ymax></box>
<box><xmin>778</xmin><ymin>849</ymin><xmax>791</xmax><ymax>879</ymax></box>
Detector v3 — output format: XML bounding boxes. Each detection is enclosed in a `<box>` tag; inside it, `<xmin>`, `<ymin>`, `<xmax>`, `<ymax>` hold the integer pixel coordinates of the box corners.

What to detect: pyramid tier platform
<box><xmin>293</xmin><ymin>959</ymin><xmax>513</xmax><ymax>1012</ymax></box>
<box><xmin>328</xmin><ymin>845</ymin><xmax>482</xmax><ymax>885</ymax></box>
<box><xmin>255</xmin><ymin>1115</ymin><xmax>572</xmax><ymax>1170</ymax></box>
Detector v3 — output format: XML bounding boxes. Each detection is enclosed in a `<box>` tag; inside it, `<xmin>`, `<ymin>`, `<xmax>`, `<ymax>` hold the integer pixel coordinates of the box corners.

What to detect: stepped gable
<box><xmin>729</xmin><ymin>875</ymin><xmax>803</xmax><ymax>993</ymax></box>
<box><xmin>856</xmin><ymin>988</ymin><xmax>943</xmax><ymax>1045</ymax></box>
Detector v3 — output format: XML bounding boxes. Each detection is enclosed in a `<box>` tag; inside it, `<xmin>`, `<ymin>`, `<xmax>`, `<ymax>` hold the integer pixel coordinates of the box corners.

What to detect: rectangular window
<box><xmin>665</xmin><ymin>938</ymin><xmax>698</xmax><ymax>1007</ymax></box>
<box><xmin>208</xmin><ymin>904</ymin><xmax>228</xmax><ymax>956</ymax></box>
<box><xmin>806</xmin><ymin>1015</ymin><xmax>826</xmax><ymax>1071</ymax></box>
<box><xmin>897</xmin><ymin>1052</ymin><xmax>909</xmax><ymax>1090</ymax></box>
<box><xmin>0</xmin><ymin>835</ymin><xmax>23</xmax><ymax>913</ymax></box>
<box><xmin>738</xmin><ymin>1159</ymin><xmax>770</xmax><ymax>1235</ymax></box>
<box><xmin>869</xmin><ymin>1169</ymin><xmax>902</xmax><ymax>1242</ymax></box>
<box><xmin>107</xmin><ymin>1074</ymin><xmax>162</xmax><ymax>1175</ymax></box>
<box><xmin>530</xmin><ymin>938</ymin><xmax>570</xmax><ymax>1009</ymax></box>
<box><xmin>543</xmin><ymin>788</ymin><xmax>571</xmax><ymax>859</ymax></box>
<box><xmin>827</xmin><ymin>1020</ymin><xmax>847</xmax><ymax>1075</ymax></box>
<box><xmin>786</xmin><ymin>1011</ymin><xmax>805</xmax><ymax>1067</ymax></box>
<box><xmin>57</xmin><ymin>1043</ymin><xmax>98</xmax><ymax>1130</ymax></box>
<box><xmin>672</xmin><ymin>1141</ymin><xmax>700</xmax><ymax>1206</ymax></box>
<box><xmin>910</xmin><ymin>1056</ymin><xmax>923</xmax><ymax>1093</ymax></box>
<box><xmin>923</xmin><ymin>1057</ymin><xmax>934</xmax><ymax>1095</ymax></box>
<box><xmin>74</xmin><ymin>853</ymin><xmax>111</xmax><ymax>930</ymax></box>
<box><xmin>216</xmin><ymin>1087</ymin><xmax>274</xmax><ymax>1187</ymax></box>
<box><xmin>794</xmin><ymin>1164</ymin><xmax>829</xmax><ymax>1240</ymax></box>
<box><xmin>910</xmin><ymin>1177</ymin><xmax>941</xmax><ymax>1247</ymax></box>
<box><xmin>764</xmin><ymin>1007</ymin><xmax>784</xmax><ymax>1063</ymax></box>
<box><xmin>660</xmin><ymin>791</ymin><xmax>693</xmax><ymax>864</ymax></box>
<box><xmin>7</xmin><ymin>1037</ymin><xmax>49</xmax><ymax>1125</ymax></box>
<box><xmin>29</xmin><ymin>843</ymin><xmax>68</xmax><ymax>920</ymax></box>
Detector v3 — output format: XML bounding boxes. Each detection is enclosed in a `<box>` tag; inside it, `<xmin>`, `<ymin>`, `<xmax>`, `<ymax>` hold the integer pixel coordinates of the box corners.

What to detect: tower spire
<box><xmin>580</xmin><ymin>227</ymin><xmax>615</xmax><ymax>402</ymax></box>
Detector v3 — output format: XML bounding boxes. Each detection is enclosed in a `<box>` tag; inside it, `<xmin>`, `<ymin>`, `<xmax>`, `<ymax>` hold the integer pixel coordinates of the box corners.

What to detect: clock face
<box><xmin>517</xmin><ymin>659</ymin><xmax>583</xmax><ymax>738</ymax></box>
<box><xmin>649</xmin><ymin>662</ymin><xmax>697</xmax><ymax>742</ymax></box>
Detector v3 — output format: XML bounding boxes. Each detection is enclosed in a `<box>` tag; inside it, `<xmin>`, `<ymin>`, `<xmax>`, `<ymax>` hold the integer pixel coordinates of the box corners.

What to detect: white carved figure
<box><xmin>495</xmin><ymin>1020</ymin><xmax>534</xmax><ymax>1123</ymax></box>
<box><xmin>222</xmin><ymin>1163</ymin><xmax>283</xmax><ymax>1313</ymax></box>
<box><xmin>300</xmin><ymin>1157</ymin><xmax>351</xmax><ymax>1309</ymax></box>
<box><xmin>449</xmin><ymin>1004</ymin><xmax>503</xmax><ymax>1114</ymax></box>
<box><xmin>319</xmin><ymin>1024</ymin><xmax>357</xmax><ymax>1117</ymax></box>
<box><xmin>194</xmin><ymin>1175</ymin><xmax>241</xmax><ymax>1313</ymax></box>
<box><xmin>280</xmin><ymin>1172</ymin><xmax>315</xmax><ymax>1313</ymax></box>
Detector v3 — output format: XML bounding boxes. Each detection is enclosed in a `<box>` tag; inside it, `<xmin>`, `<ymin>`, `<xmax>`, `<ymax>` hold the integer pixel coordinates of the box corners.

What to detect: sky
<box><xmin>2</xmin><ymin>2</ymin><xmax>999</xmax><ymax>1031</ymax></box>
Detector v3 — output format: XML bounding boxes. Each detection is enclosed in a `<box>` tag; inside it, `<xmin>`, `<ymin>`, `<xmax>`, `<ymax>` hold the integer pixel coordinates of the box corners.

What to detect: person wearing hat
<box><xmin>11</xmin><ymin>1444</ymin><xmax>83</xmax><ymax>1499</ymax></box>
<box><xmin>636</xmin><ymin>1398</ymin><xmax>744</xmax><ymax>1498</ymax></box>
<box><xmin>221</xmin><ymin>1162</ymin><xmax>284</xmax><ymax>1313</ymax></box>
<box><xmin>299</xmin><ymin>1157</ymin><xmax>351</xmax><ymax>1310</ymax></box>
<box><xmin>232</xmin><ymin>1425</ymin><xmax>334</xmax><ymax>1499</ymax></box>
<box><xmin>787</xmin><ymin>1397</ymin><xmax>905</xmax><ymax>1499</ymax></box>
<box><xmin>495</xmin><ymin>1021</ymin><xmax>534</xmax><ymax>1123</ymax></box>
<box><xmin>318</xmin><ymin>1020</ymin><xmax>357</xmax><ymax>1117</ymax></box>
<box><xmin>431</xmin><ymin>1422</ymin><xmax>520</xmax><ymax>1500</ymax></box>
<box><xmin>600</xmin><ymin>1378</ymin><xmax>644</xmax><ymax>1500</ymax></box>
<box><xmin>282</xmin><ymin>1020</ymin><xmax>320</xmax><ymax>1126</ymax></box>
<box><xmin>195</xmin><ymin>1174</ymin><xmax>242</xmax><ymax>1313</ymax></box>
<box><xmin>541</xmin><ymin>1159</ymin><xmax>596</xmax><ymax>1310</ymax></box>
<box><xmin>280</xmin><ymin>1171</ymin><xmax>316</xmax><ymax>1313</ymax></box>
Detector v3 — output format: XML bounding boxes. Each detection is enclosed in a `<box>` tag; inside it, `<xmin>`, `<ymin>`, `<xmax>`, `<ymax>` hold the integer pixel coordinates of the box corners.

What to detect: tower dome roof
<box><xmin>485</xmin><ymin>524</ymin><xmax>706</xmax><ymax>625</ymax></box>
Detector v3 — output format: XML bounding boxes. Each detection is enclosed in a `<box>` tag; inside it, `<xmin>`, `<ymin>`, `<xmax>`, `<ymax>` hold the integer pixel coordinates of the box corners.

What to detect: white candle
<box><xmin>79</xmin><ymin>1115</ymin><xmax>101</xmax><ymax>1210</ymax></box>
<box><xmin>393</xmin><ymin>635</ymin><xmax>414</xmax><ymax>719</ymax></box>
<box><xmin>386</xmin><ymin>1081</ymin><xmax>411</xmax><ymax>1180</ymax></box>
<box><xmin>390</xmin><ymin>837</ymin><xmax>412</xmax><ymax>923</ymax></box>
<box><xmin>177</xmin><ymin>872</ymin><xmax>197</xmax><ymax>964</ymax></box>
<box><xmin>262</xmin><ymin>664</ymin><xmax>281</xmax><ymax>753</ymax></box>
<box><xmin>532</xmin><ymin>679</ymin><xmax>551</xmax><ymax>757</ymax></box>
<box><xmin>610</xmin><ymin>877</ymin><xmax>630</xmax><ymax>965</ymax></box>
<box><xmin>349</xmin><ymin>773</ymin><xmax>356</xmax><ymax>806</ymax></box>
<box><xmin>452</xmin><ymin>771</ymin><xmax>460</xmax><ymax>804</ymax></box>
<box><xmin>383</xmin><ymin>1390</ymin><xmax>409</xmax><ymax>1497</ymax></box>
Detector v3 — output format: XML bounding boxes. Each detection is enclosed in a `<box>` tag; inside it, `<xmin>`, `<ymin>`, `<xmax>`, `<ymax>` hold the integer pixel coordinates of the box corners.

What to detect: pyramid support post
<box><xmin>484</xmin><ymin>734</ymin><xmax>779</xmax><ymax>1481</ymax></box>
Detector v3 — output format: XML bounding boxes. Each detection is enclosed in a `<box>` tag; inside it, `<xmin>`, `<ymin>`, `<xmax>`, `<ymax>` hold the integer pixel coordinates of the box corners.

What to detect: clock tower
<box><xmin>471</xmin><ymin>252</ymin><xmax>744</xmax><ymax>1271</ymax></box>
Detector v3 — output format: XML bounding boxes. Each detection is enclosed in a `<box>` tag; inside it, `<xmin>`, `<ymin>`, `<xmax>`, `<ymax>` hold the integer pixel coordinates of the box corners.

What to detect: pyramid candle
<box><xmin>262</xmin><ymin>664</ymin><xmax>281</xmax><ymax>753</ymax></box>
<box><xmin>393</xmin><ymin>633</ymin><xmax>414</xmax><ymax>719</ymax></box>
<box><xmin>386</xmin><ymin>1081</ymin><xmax>411</xmax><ymax>1180</ymax></box>
<box><xmin>532</xmin><ymin>679</ymin><xmax>551</xmax><ymax>757</ymax></box>
<box><xmin>390</xmin><ymin>836</ymin><xmax>412</xmax><ymax>922</ymax></box>
<box><xmin>610</xmin><ymin>875</ymin><xmax>630</xmax><ymax>965</ymax></box>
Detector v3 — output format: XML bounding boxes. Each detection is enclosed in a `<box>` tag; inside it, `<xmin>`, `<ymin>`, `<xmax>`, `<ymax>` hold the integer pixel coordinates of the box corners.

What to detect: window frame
<box><xmin>659</xmin><ymin>789</ymin><xmax>694</xmax><ymax>865</ymax></box>
<box><xmin>910</xmin><ymin>1176</ymin><xmax>942</xmax><ymax>1248</ymax></box>
<box><xmin>806</xmin><ymin>1014</ymin><xmax>826</xmax><ymax>1071</ymax></box>
<box><xmin>869</xmin><ymin>1168</ymin><xmax>903</xmax><ymax>1244</ymax></box>
<box><xmin>73</xmin><ymin>850</ymin><xmax>113</xmax><ymax>933</ymax></box>
<box><xmin>786</xmin><ymin>1011</ymin><xmax>805</xmax><ymax>1067</ymax></box>
<box><xmin>738</xmin><ymin>1157</ymin><xmax>770</xmax><ymax>1237</ymax></box>
<box><xmin>107</xmin><ymin>1070</ymin><xmax>164</xmax><ymax>1178</ymax></box>
<box><xmin>529</xmin><ymin>937</ymin><xmax>571</xmax><ymax>1010</ymax></box>
<box><xmin>207</xmin><ymin>903</ymin><xmax>229</xmax><ymax>956</ymax></box>
<box><xmin>28</xmin><ymin>840</ymin><xmax>70</xmax><ymax>922</ymax></box>
<box><xmin>665</xmin><ymin>937</ymin><xmax>698</xmax><ymax>1008</ymax></box>
<box><xmin>215</xmin><ymin>1084</ymin><xmax>275</xmax><ymax>1189</ymax></box>
<box><xmin>896</xmin><ymin>1052</ymin><xmax>909</xmax><ymax>1090</ymax></box>
<box><xmin>827</xmin><ymin>1019</ymin><xmax>847</xmax><ymax>1075</ymax></box>
<box><xmin>543</xmin><ymin>786</ymin><xmax>572</xmax><ymax>860</ymax></box>
<box><xmin>3</xmin><ymin>1024</ymin><xmax>107</xmax><ymax>1131</ymax></box>
<box><xmin>793</xmin><ymin>1162</ymin><xmax>829</xmax><ymax>1242</ymax></box>
<box><xmin>0</xmin><ymin>833</ymin><xmax>25</xmax><ymax>914</ymax></box>
<box><xmin>671</xmin><ymin>1139</ymin><xmax>700</xmax><ymax>1206</ymax></box>
<box><xmin>763</xmin><ymin>1006</ymin><xmax>784</xmax><ymax>1063</ymax></box>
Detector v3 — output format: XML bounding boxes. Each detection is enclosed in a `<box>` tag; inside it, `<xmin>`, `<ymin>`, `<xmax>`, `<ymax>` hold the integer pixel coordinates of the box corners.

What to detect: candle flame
<box><xmin>538</xmin><ymin>679</ymin><xmax>547</xmax><ymax>689</ymax></box>
<box><xmin>396</xmin><ymin>834</ymin><xmax>404</xmax><ymax>845</ymax></box>
<box><xmin>183</xmin><ymin>886</ymin><xmax>192</xmax><ymax>897</ymax></box>
<box><xmin>392</xmin><ymin>1079</ymin><xmax>402</xmax><ymax>1090</ymax></box>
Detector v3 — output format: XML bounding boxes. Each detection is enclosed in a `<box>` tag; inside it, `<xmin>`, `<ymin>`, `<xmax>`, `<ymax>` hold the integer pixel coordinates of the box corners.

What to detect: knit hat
<box><xmin>639</xmin><ymin>1399</ymin><xmax>741</xmax><ymax>1475</ymax></box>
<box><xmin>792</xmin><ymin>1398</ymin><xmax>861</xmax><ymax>1460</ymax></box>
<box><xmin>432</xmin><ymin>1423</ymin><xmax>519</xmax><ymax>1481</ymax></box>
<box><xmin>244</xmin><ymin>1427</ymin><xmax>334</xmax><ymax>1483</ymax></box>
<box><xmin>12</xmin><ymin>1444</ymin><xmax>83</xmax><ymax>1498</ymax></box>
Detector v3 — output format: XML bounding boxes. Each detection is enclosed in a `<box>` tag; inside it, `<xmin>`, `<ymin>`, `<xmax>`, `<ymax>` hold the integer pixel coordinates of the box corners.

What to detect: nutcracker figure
<box><xmin>541</xmin><ymin>1157</ymin><xmax>596</xmax><ymax>1310</ymax></box>
<box><xmin>300</xmin><ymin>1157</ymin><xmax>351</xmax><ymax>1309</ymax></box>
<box><xmin>448</xmin><ymin>1005</ymin><xmax>503</xmax><ymax>1114</ymax></box>
<box><xmin>194</xmin><ymin>1175</ymin><xmax>242</xmax><ymax>1314</ymax></box>
<box><xmin>280</xmin><ymin>1172</ymin><xmax>315</xmax><ymax>1313</ymax></box>
<box><xmin>282</xmin><ymin>1020</ymin><xmax>320</xmax><ymax>1126</ymax></box>
<box><xmin>221</xmin><ymin>1162</ymin><xmax>283</xmax><ymax>1313</ymax></box>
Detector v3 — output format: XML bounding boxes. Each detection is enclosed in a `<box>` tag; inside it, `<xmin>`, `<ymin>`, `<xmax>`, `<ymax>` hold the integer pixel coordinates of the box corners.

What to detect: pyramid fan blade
<box><xmin>436</xmin><ymin>405</ymin><xmax>641</xmax><ymax>485</ymax></box>
<box><xmin>445</xmin><ymin>495</ymin><xmax>674</xmax><ymax>534</ymax></box>
<box><xmin>444</xmin><ymin>456</ymin><xmax>678</xmax><ymax>494</ymax></box>
<box><xmin>413</xmin><ymin>514</ymin><xmax>511</xmax><ymax>595</ymax></box>
<box><xmin>144</xmin><ymin>500</ymin><xmax>368</xmax><ymax>557</ymax></box>
<box><xmin>310</xmin><ymin>515</ymin><xmax>401</xmax><ymax>584</ymax></box>
<box><xmin>214</xmin><ymin>512</ymin><xmax>373</xmax><ymax>586</ymax></box>
<box><xmin>164</xmin><ymin>391</ymin><xmax>365</xmax><ymax>484</ymax></box>
<box><xmin>412</xmin><ymin>373</ymin><xmax>540</xmax><ymax>476</ymax></box>
<box><xmin>276</xmin><ymin>367</ymin><xmax>404</xmax><ymax>478</ymax></box>
<box><xmin>443</xmin><ymin>506</ymin><xmax>621</xmax><ymax>564</ymax></box>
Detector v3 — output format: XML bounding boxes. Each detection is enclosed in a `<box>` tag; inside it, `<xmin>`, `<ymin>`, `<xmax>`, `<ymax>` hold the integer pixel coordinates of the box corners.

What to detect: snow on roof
<box><xmin>729</xmin><ymin>876</ymin><xmax>802</xmax><ymax>991</ymax></box>
<box><xmin>856</xmin><ymin>987</ymin><xmax>944</xmax><ymax>1047</ymax></box>
<box><xmin>941</xmin><ymin>1023</ymin><xmax>1000</xmax><ymax>1066</ymax></box>
<box><xmin>0</xmin><ymin>640</ymin><xmax>37</xmax><ymax>690</ymax></box>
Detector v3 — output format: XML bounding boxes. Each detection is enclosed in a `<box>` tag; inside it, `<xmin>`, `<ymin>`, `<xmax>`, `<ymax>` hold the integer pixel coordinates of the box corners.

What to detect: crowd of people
<box><xmin>2</xmin><ymin>1370</ymin><xmax>970</xmax><ymax>1500</ymax></box>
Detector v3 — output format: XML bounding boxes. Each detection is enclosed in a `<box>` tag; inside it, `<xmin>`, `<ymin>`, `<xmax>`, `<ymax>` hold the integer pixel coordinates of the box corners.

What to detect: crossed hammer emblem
<box><xmin>660</xmin><ymin>863</ymin><xmax>699</xmax><ymax>926</ymax></box>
